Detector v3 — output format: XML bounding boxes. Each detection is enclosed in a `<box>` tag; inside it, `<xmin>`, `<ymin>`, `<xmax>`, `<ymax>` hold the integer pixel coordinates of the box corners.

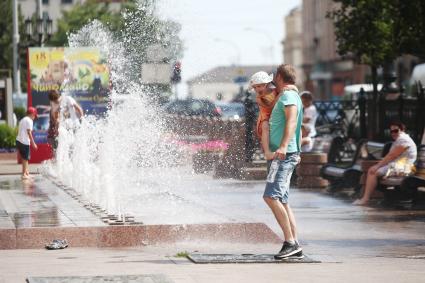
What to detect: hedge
<box><xmin>0</xmin><ymin>124</ymin><xmax>17</xmax><ymax>148</ymax></box>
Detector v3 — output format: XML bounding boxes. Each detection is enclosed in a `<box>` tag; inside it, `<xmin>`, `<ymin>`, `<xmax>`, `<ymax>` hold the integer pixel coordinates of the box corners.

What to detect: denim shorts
<box><xmin>263</xmin><ymin>152</ymin><xmax>300</xmax><ymax>203</ymax></box>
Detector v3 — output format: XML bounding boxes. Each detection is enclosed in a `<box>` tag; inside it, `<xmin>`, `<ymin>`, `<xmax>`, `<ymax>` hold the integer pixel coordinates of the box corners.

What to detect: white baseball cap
<box><xmin>249</xmin><ymin>71</ymin><xmax>273</xmax><ymax>88</ymax></box>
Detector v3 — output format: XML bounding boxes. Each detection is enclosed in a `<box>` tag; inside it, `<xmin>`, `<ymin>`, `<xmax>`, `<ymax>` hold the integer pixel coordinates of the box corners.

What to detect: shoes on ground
<box><xmin>45</xmin><ymin>239</ymin><xmax>68</xmax><ymax>250</ymax></box>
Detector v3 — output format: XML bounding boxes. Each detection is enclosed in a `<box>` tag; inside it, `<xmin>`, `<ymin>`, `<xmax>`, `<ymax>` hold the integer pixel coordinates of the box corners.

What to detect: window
<box><xmin>61</xmin><ymin>0</ymin><xmax>73</xmax><ymax>4</ymax></box>
<box><xmin>42</xmin><ymin>0</ymin><xmax>49</xmax><ymax>4</ymax></box>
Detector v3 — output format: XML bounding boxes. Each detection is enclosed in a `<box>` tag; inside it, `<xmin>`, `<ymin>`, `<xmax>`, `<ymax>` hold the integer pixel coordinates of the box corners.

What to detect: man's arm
<box><xmin>53</xmin><ymin>110</ymin><xmax>59</xmax><ymax>123</ymax></box>
<box><xmin>274</xmin><ymin>105</ymin><xmax>298</xmax><ymax>160</ymax></box>
<box><xmin>73</xmin><ymin>103</ymin><xmax>83</xmax><ymax>118</ymax></box>
<box><xmin>27</xmin><ymin>129</ymin><xmax>37</xmax><ymax>150</ymax></box>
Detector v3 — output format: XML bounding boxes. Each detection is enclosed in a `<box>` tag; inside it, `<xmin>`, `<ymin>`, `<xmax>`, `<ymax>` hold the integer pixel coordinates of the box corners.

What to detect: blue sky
<box><xmin>157</xmin><ymin>0</ymin><xmax>301</xmax><ymax>95</ymax></box>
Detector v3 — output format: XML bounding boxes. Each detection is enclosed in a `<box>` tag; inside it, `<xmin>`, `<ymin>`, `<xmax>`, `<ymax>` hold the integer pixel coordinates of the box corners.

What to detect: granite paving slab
<box><xmin>187</xmin><ymin>253</ymin><xmax>321</xmax><ymax>264</ymax></box>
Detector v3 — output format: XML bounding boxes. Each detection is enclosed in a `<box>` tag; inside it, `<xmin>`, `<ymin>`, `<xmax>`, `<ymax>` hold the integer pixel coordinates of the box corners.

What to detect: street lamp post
<box><xmin>244</xmin><ymin>27</ymin><xmax>275</xmax><ymax>64</ymax></box>
<box><xmin>24</xmin><ymin>16</ymin><xmax>53</xmax><ymax>46</ymax></box>
<box><xmin>12</xmin><ymin>0</ymin><xmax>21</xmax><ymax>94</ymax></box>
<box><xmin>11</xmin><ymin>0</ymin><xmax>53</xmax><ymax>102</ymax></box>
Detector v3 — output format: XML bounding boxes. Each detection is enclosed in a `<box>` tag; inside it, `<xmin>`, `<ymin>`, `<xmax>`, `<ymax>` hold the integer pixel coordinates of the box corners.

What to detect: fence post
<box><xmin>244</xmin><ymin>90</ymin><xmax>255</xmax><ymax>162</ymax></box>
<box><xmin>358</xmin><ymin>87</ymin><xmax>367</xmax><ymax>139</ymax></box>
<box><xmin>417</xmin><ymin>82</ymin><xmax>425</xmax><ymax>143</ymax></box>
<box><xmin>398</xmin><ymin>86</ymin><xmax>404</xmax><ymax>126</ymax></box>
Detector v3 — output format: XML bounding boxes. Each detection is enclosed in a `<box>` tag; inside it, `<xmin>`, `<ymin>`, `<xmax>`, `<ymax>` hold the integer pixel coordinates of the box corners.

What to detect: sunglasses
<box><xmin>390</xmin><ymin>129</ymin><xmax>400</xmax><ymax>134</ymax></box>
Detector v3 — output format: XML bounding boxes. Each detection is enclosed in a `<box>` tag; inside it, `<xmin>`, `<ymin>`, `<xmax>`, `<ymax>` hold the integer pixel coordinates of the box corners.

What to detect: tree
<box><xmin>328</xmin><ymin>0</ymin><xmax>425</xmax><ymax>139</ymax></box>
<box><xmin>49</xmin><ymin>0</ymin><xmax>122</xmax><ymax>47</ymax></box>
<box><xmin>394</xmin><ymin>1</ymin><xmax>425</xmax><ymax>60</ymax></box>
<box><xmin>328</xmin><ymin>0</ymin><xmax>398</xmax><ymax>98</ymax></box>
<box><xmin>118</xmin><ymin>0</ymin><xmax>183</xmax><ymax>83</ymax></box>
<box><xmin>0</xmin><ymin>0</ymin><xmax>15</xmax><ymax>76</ymax></box>
<box><xmin>48</xmin><ymin>0</ymin><xmax>183</xmax><ymax>102</ymax></box>
<box><xmin>328</xmin><ymin>0</ymin><xmax>425</xmax><ymax>96</ymax></box>
<box><xmin>0</xmin><ymin>0</ymin><xmax>27</xmax><ymax>91</ymax></box>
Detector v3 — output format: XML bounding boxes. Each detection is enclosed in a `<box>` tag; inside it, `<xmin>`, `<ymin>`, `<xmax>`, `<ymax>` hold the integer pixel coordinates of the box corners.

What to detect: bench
<box><xmin>378</xmin><ymin>145</ymin><xmax>425</xmax><ymax>207</ymax></box>
<box><xmin>321</xmin><ymin>140</ymin><xmax>392</xmax><ymax>192</ymax></box>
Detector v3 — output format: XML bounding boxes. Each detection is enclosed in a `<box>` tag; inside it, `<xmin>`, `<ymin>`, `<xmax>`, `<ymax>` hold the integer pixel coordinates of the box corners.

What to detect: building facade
<box><xmin>282</xmin><ymin>7</ymin><xmax>304</xmax><ymax>87</ymax></box>
<box><xmin>187</xmin><ymin>65</ymin><xmax>277</xmax><ymax>102</ymax></box>
<box><xmin>300</xmin><ymin>0</ymin><xmax>369</xmax><ymax>100</ymax></box>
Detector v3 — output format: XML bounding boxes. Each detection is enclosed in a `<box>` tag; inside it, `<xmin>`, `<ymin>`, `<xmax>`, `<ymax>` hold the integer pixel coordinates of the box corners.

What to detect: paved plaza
<box><xmin>0</xmin><ymin>160</ymin><xmax>424</xmax><ymax>282</ymax></box>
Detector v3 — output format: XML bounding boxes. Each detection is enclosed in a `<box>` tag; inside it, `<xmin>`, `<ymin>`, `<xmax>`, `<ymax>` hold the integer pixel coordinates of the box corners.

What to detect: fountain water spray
<box><xmin>43</xmin><ymin>2</ymin><xmax>189</xmax><ymax>218</ymax></box>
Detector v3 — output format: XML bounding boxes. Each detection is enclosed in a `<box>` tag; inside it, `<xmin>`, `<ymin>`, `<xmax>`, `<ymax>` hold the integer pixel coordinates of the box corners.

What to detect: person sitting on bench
<box><xmin>353</xmin><ymin>121</ymin><xmax>417</xmax><ymax>205</ymax></box>
<box><xmin>301</xmin><ymin>124</ymin><xmax>314</xmax><ymax>152</ymax></box>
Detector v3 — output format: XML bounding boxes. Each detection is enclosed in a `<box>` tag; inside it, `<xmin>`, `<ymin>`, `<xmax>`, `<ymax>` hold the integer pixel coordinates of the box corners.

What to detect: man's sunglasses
<box><xmin>390</xmin><ymin>129</ymin><xmax>400</xmax><ymax>134</ymax></box>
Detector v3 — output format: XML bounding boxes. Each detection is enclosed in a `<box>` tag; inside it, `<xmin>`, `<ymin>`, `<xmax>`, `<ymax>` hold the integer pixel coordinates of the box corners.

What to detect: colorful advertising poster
<box><xmin>27</xmin><ymin>47</ymin><xmax>110</xmax><ymax>161</ymax></box>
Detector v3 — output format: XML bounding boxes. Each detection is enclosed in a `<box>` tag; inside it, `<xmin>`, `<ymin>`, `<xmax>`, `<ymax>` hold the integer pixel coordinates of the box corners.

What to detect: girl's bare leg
<box><xmin>261</xmin><ymin>121</ymin><xmax>274</xmax><ymax>160</ymax></box>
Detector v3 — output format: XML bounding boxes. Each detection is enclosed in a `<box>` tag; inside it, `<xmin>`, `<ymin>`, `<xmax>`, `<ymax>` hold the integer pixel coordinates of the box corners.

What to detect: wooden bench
<box><xmin>321</xmin><ymin>140</ymin><xmax>391</xmax><ymax>192</ymax></box>
<box><xmin>378</xmin><ymin>145</ymin><xmax>425</xmax><ymax>207</ymax></box>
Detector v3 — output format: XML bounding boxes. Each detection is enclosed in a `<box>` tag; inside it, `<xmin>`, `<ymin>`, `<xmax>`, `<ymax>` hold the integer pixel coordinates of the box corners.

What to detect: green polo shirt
<box><xmin>269</xmin><ymin>89</ymin><xmax>303</xmax><ymax>153</ymax></box>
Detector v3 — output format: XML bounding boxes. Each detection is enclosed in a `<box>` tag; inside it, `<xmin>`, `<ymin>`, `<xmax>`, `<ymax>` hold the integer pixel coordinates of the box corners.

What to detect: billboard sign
<box><xmin>28</xmin><ymin>47</ymin><xmax>110</xmax><ymax>151</ymax></box>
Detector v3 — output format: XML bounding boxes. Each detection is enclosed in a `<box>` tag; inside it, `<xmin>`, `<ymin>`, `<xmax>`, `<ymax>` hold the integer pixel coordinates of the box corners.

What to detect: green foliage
<box><xmin>14</xmin><ymin>106</ymin><xmax>26</xmax><ymax>121</ymax></box>
<box><xmin>175</xmin><ymin>251</ymin><xmax>189</xmax><ymax>258</ymax></box>
<box><xmin>116</xmin><ymin>0</ymin><xmax>183</xmax><ymax>82</ymax></box>
<box><xmin>0</xmin><ymin>124</ymin><xmax>17</xmax><ymax>148</ymax></box>
<box><xmin>49</xmin><ymin>0</ymin><xmax>122</xmax><ymax>46</ymax></box>
<box><xmin>1</xmin><ymin>0</ymin><xmax>183</xmax><ymax>94</ymax></box>
<box><xmin>49</xmin><ymin>0</ymin><xmax>183</xmax><ymax>56</ymax></box>
<box><xmin>328</xmin><ymin>0</ymin><xmax>397</xmax><ymax>67</ymax></box>
<box><xmin>47</xmin><ymin>0</ymin><xmax>183</xmax><ymax>88</ymax></box>
<box><xmin>0</xmin><ymin>0</ymin><xmax>28</xmax><ymax>91</ymax></box>
<box><xmin>394</xmin><ymin>1</ymin><xmax>425</xmax><ymax>59</ymax></box>
<box><xmin>0</xmin><ymin>0</ymin><xmax>14</xmax><ymax>73</ymax></box>
<box><xmin>328</xmin><ymin>0</ymin><xmax>425</xmax><ymax>66</ymax></box>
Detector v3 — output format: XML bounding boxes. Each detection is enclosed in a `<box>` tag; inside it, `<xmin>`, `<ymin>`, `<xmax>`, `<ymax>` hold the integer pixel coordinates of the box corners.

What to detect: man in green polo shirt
<box><xmin>263</xmin><ymin>64</ymin><xmax>303</xmax><ymax>259</ymax></box>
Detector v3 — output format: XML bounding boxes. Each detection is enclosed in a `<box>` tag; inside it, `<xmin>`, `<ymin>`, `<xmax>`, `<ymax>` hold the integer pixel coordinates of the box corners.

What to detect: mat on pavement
<box><xmin>187</xmin><ymin>253</ymin><xmax>321</xmax><ymax>264</ymax></box>
<box><xmin>26</xmin><ymin>274</ymin><xmax>173</xmax><ymax>283</ymax></box>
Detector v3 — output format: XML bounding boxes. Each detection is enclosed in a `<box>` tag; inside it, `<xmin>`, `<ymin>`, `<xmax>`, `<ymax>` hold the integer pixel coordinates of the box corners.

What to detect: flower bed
<box><xmin>191</xmin><ymin>140</ymin><xmax>229</xmax><ymax>174</ymax></box>
<box><xmin>173</xmin><ymin>140</ymin><xmax>227</xmax><ymax>174</ymax></box>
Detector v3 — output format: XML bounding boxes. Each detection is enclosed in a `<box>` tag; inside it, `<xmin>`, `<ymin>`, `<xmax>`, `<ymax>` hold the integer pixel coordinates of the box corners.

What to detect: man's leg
<box><xmin>263</xmin><ymin>154</ymin><xmax>302</xmax><ymax>258</ymax></box>
<box><xmin>265</xmin><ymin>196</ymin><xmax>302</xmax><ymax>258</ymax></box>
<box><xmin>283</xmin><ymin>203</ymin><xmax>297</xmax><ymax>242</ymax></box>
<box><xmin>263</xmin><ymin>197</ymin><xmax>294</xmax><ymax>242</ymax></box>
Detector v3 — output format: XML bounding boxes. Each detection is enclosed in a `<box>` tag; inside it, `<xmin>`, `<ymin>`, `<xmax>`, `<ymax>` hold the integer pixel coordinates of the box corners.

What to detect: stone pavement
<box><xmin>0</xmin><ymin>155</ymin><xmax>424</xmax><ymax>282</ymax></box>
<box><xmin>0</xmin><ymin>244</ymin><xmax>424</xmax><ymax>283</ymax></box>
<box><xmin>0</xmin><ymin>175</ymin><xmax>280</xmax><ymax>249</ymax></box>
<box><xmin>0</xmin><ymin>155</ymin><xmax>41</xmax><ymax>176</ymax></box>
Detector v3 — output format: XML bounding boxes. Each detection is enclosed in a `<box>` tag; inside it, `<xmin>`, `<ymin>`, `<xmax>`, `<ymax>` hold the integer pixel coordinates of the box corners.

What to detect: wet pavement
<box><xmin>0</xmin><ymin>173</ymin><xmax>424</xmax><ymax>257</ymax></box>
<box><xmin>0</xmin><ymin>173</ymin><xmax>424</xmax><ymax>282</ymax></box>
<box><xmin>116</xmin><ymin>173</ymin><xmax>425</xmax><ymax>258</ymax></box>
<box><xmin>0</xmin><ymin>176</ymin><xmax>105</xmax><ymax>228</ymax></box>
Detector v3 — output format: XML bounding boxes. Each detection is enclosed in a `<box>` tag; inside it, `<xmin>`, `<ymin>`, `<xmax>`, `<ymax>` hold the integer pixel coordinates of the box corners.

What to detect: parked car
<box><xmin>214</xmin><ymin>102</ymin><xmax>245</xmax><ymax>119</ymax></box>
<box><xmin>164</xmin><ymin>99</ymin><xmax>220</xmax><ymax>117</ymax></box>
<box><xmin>343</xmin><ymin>84</ymin><xmax>383</xmax><ymax>100</ymax></box>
